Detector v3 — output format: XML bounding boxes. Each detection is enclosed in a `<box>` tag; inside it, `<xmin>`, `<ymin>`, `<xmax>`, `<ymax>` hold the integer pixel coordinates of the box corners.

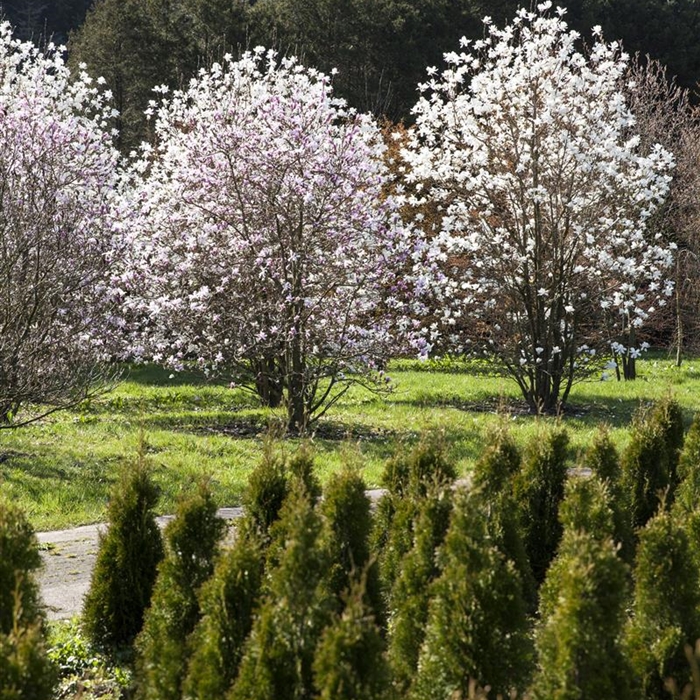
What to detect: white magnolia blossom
<box><xmin>403</xmin><ymin>5</ymin><xmax>675</xmax><ymax>412</ymax></box>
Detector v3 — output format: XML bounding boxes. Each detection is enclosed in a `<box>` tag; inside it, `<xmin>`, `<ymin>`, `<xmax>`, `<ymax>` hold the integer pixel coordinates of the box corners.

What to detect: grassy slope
<box><xmin>1</xmin><ymin>355</ymin><xmax>698</xmax><ymax>531</ymax></box>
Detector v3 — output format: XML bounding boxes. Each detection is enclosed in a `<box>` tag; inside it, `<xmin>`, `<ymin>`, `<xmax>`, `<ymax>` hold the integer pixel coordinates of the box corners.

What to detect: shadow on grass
<box><xmin>119</xmin><ymin>363</ymin><xmax>218</xmax><ymax>387</ymax></box>
<box><xmin>136</xmin><ymin>408</ymin><xmax>483</xmax><ymax>466</ymax></box>
<box><xmin>0</xmin><ymin>451</ymin><xmax>120</xmax><ymax>484</ymax></box>
<box><xmin>395</xmin><ymin>388</ymin><xmax>660</xmax><ymax>431</ymax></box>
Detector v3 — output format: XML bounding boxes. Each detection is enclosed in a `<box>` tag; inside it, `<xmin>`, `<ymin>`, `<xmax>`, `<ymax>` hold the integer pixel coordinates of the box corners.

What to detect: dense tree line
<box><xmin>41</xmin><ymin>0</ymin><xmax>700</xmax><ymax>154</ymax></box>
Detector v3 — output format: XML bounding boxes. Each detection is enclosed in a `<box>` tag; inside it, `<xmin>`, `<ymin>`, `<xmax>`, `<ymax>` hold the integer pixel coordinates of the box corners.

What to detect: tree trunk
<box><xmin>254</xmin><ymin>357</ymin><xmax>284</xmax><ymax>408</ymax></box>
<box><xmin>286</xmin><ymin>337</ymin><xmax>307</xmax><ymax>435</ymax></box>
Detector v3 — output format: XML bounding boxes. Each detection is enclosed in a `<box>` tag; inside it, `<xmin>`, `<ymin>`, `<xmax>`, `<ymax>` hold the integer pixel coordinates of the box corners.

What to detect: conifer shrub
<box><xmin>651</xmin><ymin>396</ymin><xmax>685</xmax><ymax>488</ymax></box>
<box><xmin>531</xmin><ymin>530</ymin><xmax>631</xmax><ymax>700</ymax></box>
<box><xmin>0</xmin><ymin>499</ymin><xmax>55</xmax><ymax>699</ymax></box>
<box><xmin>182</xmin><ymin>531</ymin><xmax>263</xmax><ymax>700</ymax></box>
<box><xmin>313</xmin><ymin>573</ymin><xmax>390</xmax><ymax>700</ymax></box>
<box><xmin>386</xmin><ymin>487</ymin><xmax>452</xmax><ymax>695</ymax></box>
<box><xmin>319</xmin><ymin>465</ymin><xmax>381</xmax><ymax>618</ymax></box>
<box><xmin>622</xmin><ymin>399</ymin><xmax>685</xmax><ymax>531</ymax></box>
<box><xmin>381</xmin><ymin>433</ymin><xmax>456</xmax><ymax>499</ymax></box>
<box><xmin>82</xmin><ymin>440</ymin><xmax>164</xmax><ymax>651</ymax></box>
<box><xmin>241</xmin><ymin>441</ymin><xmax>289</xmax><ymax>539</ymax></box>
<box><xmin>230</xmin><ymin>483</ymin><xmax>333</xmax><ymax>700</ymax></box>
<box><xmin>583</xmin><ymin>425</ymin><xmax>622</xmax><ymax>484</ymax></box>
<box><xmin>472</xmin><ymin>425</ymin><xmax>536</xmax><ymax>609</ymax></box>
<box><xmin>471</xmin><ymin>423</ymin><xmax>522</xmax><ymax>494</ymax></box>
<box><xmin>287</xmin><ymin>443</ymin><xmax>321</xmax><ymax>503</ymax></box>
<box><xmin>558</xmin><ymin>474</ymin><xmax>615</xmax><ymax>541</ymax></box>
<box><xmin>373</xmin><ymin>436</ymin><xmax>456</xmax><ymax>598</ymax></box>
<box><xmin>674</xmin><ymin>412</ymin><xmax>700</xmax><ymax>513</ymax></box>
<box><xmin>0</xmin><ymin>596</ymin><xmax>56</xmax><ymax>700</ymax></box>
<box><xmin>512</xmin><ymin>425</ymin><xmax>569</xmax><ymax>585</ymax></box>
<box><xmin>410</xmin><ymin>488</ymin><xmax>532</xmax><ymax>700</ymax></box>
<box><xmin>0</xmin><ymin>498</ymin><xmax>44</xmax><ymax>632</ymax></box>
<box><xmin>626</xmin><ymin>510</ymin><xmax>700</xmax><ymax>700</ymax></box>
<box><xmin>581</xmin><ymin>427</ymin><xmax>634</xmax><ymax>560</ymax></box>
<box><xmin>134</xmin><ymin>481</ymin><xmax>226</xmax><ymax>700</ymax></box>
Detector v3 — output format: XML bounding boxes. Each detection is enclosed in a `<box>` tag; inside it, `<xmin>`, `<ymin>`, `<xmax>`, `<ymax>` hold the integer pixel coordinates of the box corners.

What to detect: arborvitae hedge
<box><xmin>386</xmin><ymin>487</ymin><xmax>452</xmax><ymax>694</ymax></box>
<box><xmin>582</xmin><ymin>427</ymin><xmax>634</xmax><ymax>560</ymax></box>
<box><xmin>313</xmin><ymin>574</ymin><xmax>390</xmax><ymax>700</ymax></box>
<box><xmin>626</xmin><ymin>510</ymin><xmax>700</xmax><ymax>700</ymax></box>
<box><xmin>583</xmin><ymin>425</ymin><xmax>622</xmax><ymax>484</ymax></box>
<box><xmin>374</xmin><ymin>437</ymin><xmax>456</xmax><ymax>598</ymax></box>
<box><xmin>0</xmin><ymin>607</ymin><xmax>56</xmax><ymax>700</ymax></box>
<box><xmin>652</xmin><ymin>397</ymin><xmax>685</xmax><ymax>491</ymax></box>
<box><xmin>242</xmin><ymin>441</ymin><xmax>288</xmax><ymax>539</ymax></box>
<box><xmin>410</xmin><ymin>488</ymin><xmax>532</xmax><ymax>700</ymax></box>
<box><xmin>471</xmin><ymin>423</ymin><xmax>521</xmax><ymax>494</ymax></box>
<box><xmin>381</xmin><ymin>433</ymin><xmax>456</xmax><ymax>499</ymax></box>
<box><xmin>182</xmin><ymin>531</ymin><xmax>263</xmax><ymax>700</ymax></box>
<box><xmin>532</xmin><ymin>530</ymin><xmax>631</xmax><ymax>700</ymax></box>
<box><xmin>287</xmin><ymin>443</ymin><xmax>321</xmax><ymax>503</ymax></box>
<box><xmin>0</xmin><ymin>499</ymin><xmax>55</xmax><ymax>699</ymax></box>
<box><xmin>319</xmin><ymin>465</ymin><xmax>381</xmax><ymax>619</ymax></box>
<box><xmin>622</xmin><ymin>399</ymin><xmax>685</xmax><ymax>531</ymax></box>
<box><xmin>82</xmin><ymin>441</ymin><xmax>164</xmax><ymax>650</ymax></box>
<box><xmin>558</xmin><ymin>474</ymin><xmax>616</xmax><ymax>541</ymax></box>
<box><xmin>230</xmin><ymin>484</ymin><xmax>333</xmax><ymax>700</ymax></box>
<box><xmin>135</xmin><ymin>481</ymin><xmax>225</xmax><ymax>700</ymax></box>
<box><xmin>0</xmin><ymin>499</ymin><xmax>44</xmax><ymax>633</ymax></box>
<box><xmin>531</xmin><ymin>471</ymin><xmax>630</xmax><ymax>698</ymax></box>
<box><xmin>513</xmin><ymin>424</ymin><xmax>569</xmax><ymax>585</ymax></box>
<box><xmin>472</xmin><ymin>425</ymin><xmax>536</xmax><ymax>610</ymax></box>
<box><xmin>675</xmin><ymin>412</ymin><xmax>700</xmax><ymax>513</ymax></box>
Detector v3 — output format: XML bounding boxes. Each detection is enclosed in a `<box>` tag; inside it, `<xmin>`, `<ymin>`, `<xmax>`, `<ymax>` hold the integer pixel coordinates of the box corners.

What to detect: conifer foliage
<box><xmin>183</xmin><ymin>532</ymin><xmax>264</xmax><ymax>700</ymax></box>
<box><xmin>622</xmin><ymin>399</ymin><xmax>685</xmax><ymax>530</ymax></box>
<box><xmin>135</xmin><ymin>482</ymin><xmax>225</xmax><ymax>700</ymax></box>
<box><xmin>626</xmin><ymin>510</ymin><xmax>700</xmax><ymax>699</ymax></box>
<box><xmin>231</xmin><ymin>484</ymin><xmax>333</xmax><ymax>700</ymax></box>
<box><xmin>319</xmin><ymin>465</ymin><xmax>380</xmax><ymax>616</ymax></box>
<box><xmin>513</xmin><ymin>425</ymin><xmax>570</xmax><ymax>584</ymax></box>
<box><xmin>374</xmin><ymin>436</ymin><xmax>456</xmax><ymax>598</ymax></box>
<box><xmin>410</xmin><ymin>489</ymin><xmax>532</xmax><ymax>699</ymax></box>
<box><xmin>0</xmin><ymin>499</ymin><xmax>55</xmax><ymax>699</ymax></box>
<box><xmin>313</xmin><ymin>575</ymin><xmax>390</xmax><ymax>700</ymax></box>
<box><xmin>82</xmin><ymin>440</ymin><xmax>164</xmax><ymax>650</ymax></box>
<box><xmin>386</xmin><ymin>488</ymin><xmax>452</xmax><ymax>695</ymax></box>
<box><xmin>532</xmin><ymin>475</ymin><xmax>631</xmax><ymax>700</ymax></box>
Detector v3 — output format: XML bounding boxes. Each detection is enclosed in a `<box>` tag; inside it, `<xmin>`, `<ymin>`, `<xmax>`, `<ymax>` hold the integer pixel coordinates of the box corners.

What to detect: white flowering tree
<box><xmin>403</xmin><ymin>3</ymin><xmax>676</xmax><ymax>413</ymax></box>
<box><xmin>122</xmin><ymin>50</ymin><xmax>413</xmax><ymax>433</ymax></box>
<box><xmin>0</xmin><ymin>23</ymin><xmax>120</xmax><ymax>427</ymax></box>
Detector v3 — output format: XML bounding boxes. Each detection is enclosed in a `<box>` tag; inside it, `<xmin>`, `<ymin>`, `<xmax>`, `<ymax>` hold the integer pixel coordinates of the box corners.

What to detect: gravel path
<box><xmin>36</xmin><ymin>490</ymin><xmax>388</xmax><ymax>620</ymax></box>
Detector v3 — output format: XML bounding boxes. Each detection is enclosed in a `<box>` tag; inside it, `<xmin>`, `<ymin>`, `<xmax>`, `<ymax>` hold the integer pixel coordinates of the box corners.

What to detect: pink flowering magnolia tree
<box><xmin>122</xmin><ymin>49</ymin><xmax>415</xmax><ymax>433</ymax></box>
<box><xmin>0</xmin><ymin>23</ymin><xmax>120</xmax><ymax>427</ymax></box>
<box><xmin>402</xmin><ymin>3</ymin><xmax>676</xmax><ymax>414</ymax></box>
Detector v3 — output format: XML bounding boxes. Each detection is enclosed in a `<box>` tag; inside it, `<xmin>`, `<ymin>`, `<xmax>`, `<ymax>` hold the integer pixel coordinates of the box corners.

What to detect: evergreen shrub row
<box><xmin>3</xmin><ymin>396</ymin><xmax>700</xmax><ymax>699</ymax></box>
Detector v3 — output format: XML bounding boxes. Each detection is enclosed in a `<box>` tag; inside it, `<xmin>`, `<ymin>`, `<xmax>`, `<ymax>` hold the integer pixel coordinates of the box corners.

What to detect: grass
<box><xmin>1</xmin><ymin>352</ymin><xmax>699</xmax><ymax>531</ymax></box>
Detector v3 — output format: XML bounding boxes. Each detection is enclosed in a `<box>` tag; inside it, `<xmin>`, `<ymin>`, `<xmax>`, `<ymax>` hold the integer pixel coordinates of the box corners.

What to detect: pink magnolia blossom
<box><xmin>0</xmin><ymin>23</ymin><xmax>120</xmax><ymax>426</ymax></box>
<box><xmin>121</xmin><ymin>49</ymin><xmax>415</xmax><ymax>432</ymax></box>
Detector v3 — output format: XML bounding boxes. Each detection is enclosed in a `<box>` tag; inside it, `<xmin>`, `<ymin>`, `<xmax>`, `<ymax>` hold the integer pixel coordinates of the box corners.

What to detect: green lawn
<box><xmin>1</xmin><ymin>354</ymin><xmax>698</xmax><ymax>531</ymax></box>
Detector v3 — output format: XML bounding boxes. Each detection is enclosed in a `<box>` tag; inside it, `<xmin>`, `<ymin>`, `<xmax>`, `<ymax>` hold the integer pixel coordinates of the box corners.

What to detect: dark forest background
<box><xmin>3</xmin><ymin>0</ymin><xmax>700</xmax><ymax>153</ymax></box>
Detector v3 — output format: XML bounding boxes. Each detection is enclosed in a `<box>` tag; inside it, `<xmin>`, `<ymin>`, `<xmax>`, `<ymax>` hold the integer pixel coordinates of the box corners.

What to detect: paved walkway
<box><xmin>37</xmin><ymin>508</ymin><xmax>244</xmax><ymax>620</ymax></box>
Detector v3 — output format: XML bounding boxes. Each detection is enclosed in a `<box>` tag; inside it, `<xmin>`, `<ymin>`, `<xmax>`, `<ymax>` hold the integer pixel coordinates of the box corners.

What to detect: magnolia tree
<box><xmin>403</xmin><ymin>3</ymin><xmax>676</xmax><ymax>413</ymax></box>
<box><xmin>0</xmin><ymin>23</ymin><xmax>120</xmax><ymax>427</ymax></box>
<box><xmin>121</xmin><ymin>49</ymin><xmax>414</xmax><ymax>433</ymax></box>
